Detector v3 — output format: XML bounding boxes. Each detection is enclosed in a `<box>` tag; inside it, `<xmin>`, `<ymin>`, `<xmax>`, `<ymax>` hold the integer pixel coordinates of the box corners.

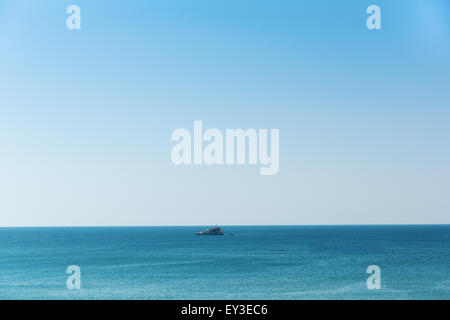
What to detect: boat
<box><xmin>195</xmin><ymin>225</ymin><xmax>224</xmax><ymax>235</ymax></box>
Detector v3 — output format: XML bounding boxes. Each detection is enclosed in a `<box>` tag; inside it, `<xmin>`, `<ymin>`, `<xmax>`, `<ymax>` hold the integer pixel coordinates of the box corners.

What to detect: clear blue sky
<box><xmin>0</xmin><ymin>0</ymin><xmax>449</xmax><ymax>226</ymax></box>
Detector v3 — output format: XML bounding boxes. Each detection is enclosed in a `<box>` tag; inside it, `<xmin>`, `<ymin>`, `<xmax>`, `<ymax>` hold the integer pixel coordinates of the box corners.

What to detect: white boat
<box><xmin>195</xmin><ymin>225</ymin><xmax>224</xmax><ymax>235</ymax></box>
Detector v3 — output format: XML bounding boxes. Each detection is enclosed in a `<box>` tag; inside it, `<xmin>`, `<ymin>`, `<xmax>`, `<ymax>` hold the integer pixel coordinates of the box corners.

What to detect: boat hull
<box><xmin>195</xmin><ymin>232</ymin><xmax>224</xmax><ymax>235</ymax></box>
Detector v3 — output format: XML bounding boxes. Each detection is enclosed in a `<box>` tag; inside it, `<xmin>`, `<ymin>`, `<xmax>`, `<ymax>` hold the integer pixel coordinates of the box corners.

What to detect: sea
<box><xmin>0</xmin><ymin>225</ymin><xmax>449</xmax><ymax>300</ymax></box>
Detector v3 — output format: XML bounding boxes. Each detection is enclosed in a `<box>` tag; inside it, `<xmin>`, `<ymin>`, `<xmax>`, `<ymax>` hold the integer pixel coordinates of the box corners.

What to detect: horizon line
<box><xmin>0</xmin><ymin>223</ymin><xmax>449</xmax><ymax>228</ymax></box>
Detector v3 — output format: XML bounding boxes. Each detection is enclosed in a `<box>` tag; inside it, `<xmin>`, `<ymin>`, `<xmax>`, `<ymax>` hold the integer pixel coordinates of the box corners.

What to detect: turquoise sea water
<box><xmin>0</xmin><ymin>226</ymin><xmax>449</xmax><ymax>300</ymax></box>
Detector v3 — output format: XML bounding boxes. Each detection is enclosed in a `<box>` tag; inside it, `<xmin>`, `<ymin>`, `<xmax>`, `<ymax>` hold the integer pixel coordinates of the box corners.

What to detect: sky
<box><xmin>0</xmin><ymin>0</ymin><xmax>449</xmax><ymax>226</ymax></box>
